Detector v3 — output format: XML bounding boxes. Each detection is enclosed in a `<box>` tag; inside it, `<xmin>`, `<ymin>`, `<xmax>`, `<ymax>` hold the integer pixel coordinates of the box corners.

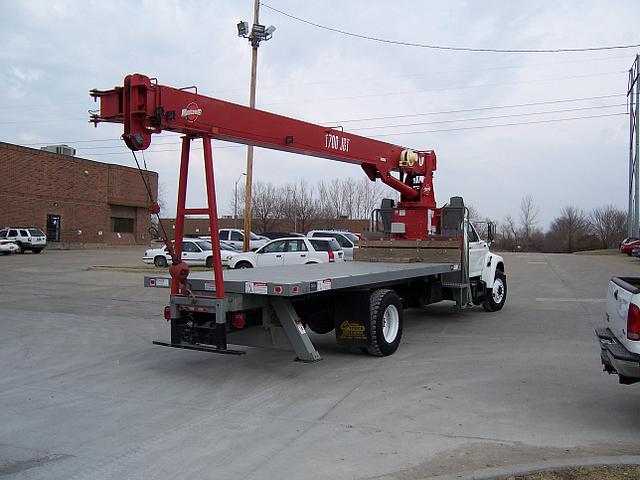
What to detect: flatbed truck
<box><xmin>90</xmin><ymin>74</ymin><xmax>507</xmax><ymax>361</ymax></box>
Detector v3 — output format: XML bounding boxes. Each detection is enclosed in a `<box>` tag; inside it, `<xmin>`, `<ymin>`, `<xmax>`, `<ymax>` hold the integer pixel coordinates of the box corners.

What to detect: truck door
<box><xmin>467</xmin><ymin>223</ymin><xmax>488</xmax><ymax>278</ymax></box>
<box><xmin>255</xmin><ymin>240</ymin><xmax>286</xmax><ymax>267</ymax></box>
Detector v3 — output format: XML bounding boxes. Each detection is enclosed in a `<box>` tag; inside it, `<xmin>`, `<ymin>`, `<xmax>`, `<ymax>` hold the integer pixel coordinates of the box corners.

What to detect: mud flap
<box><xmin>334</xmin><ymin>290</ymin><xmax>372</xmax><ymax>349</ymax></box>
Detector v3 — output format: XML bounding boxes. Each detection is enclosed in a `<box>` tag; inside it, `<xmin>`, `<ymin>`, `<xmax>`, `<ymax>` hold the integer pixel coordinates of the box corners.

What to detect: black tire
<box><xmin>482</xmin><ymin>270</ymin><xmax>507</xmax><ymax>312</ymax></box>
<box><xmin>205</xmin><ymin>256</ymin><xmax>213</xmax><ymax>268</ymax></box>
<box><xmin>16</xmin><ymin>242</ymin><xmax>24</xmax><ymax>254</ymax></box>
<box><xmin>235</xmin><ymin>261</ymin><xmax>253</xmax><ymax>269</ymax></box>
<box><xmin>154</xmin><ymin>256</ymin><xmax>168</xmax><ymax>268</ymax></box>
<box><xmin>32</xmin><ymin>248</ymin><xmax>43</xmax><ymax>254</ymax></box>
<box><xmin>366</xmin><ymin>289</ymin><xmax>403</xmax><ymax>357</ymax></box>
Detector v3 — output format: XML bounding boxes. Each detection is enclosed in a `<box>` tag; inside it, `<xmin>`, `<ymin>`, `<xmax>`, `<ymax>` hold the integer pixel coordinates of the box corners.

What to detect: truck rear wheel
<box><xmin>482</xmin><ymin>270</ymin><xmax>507</xmax><ymax>312</ymax></box>
<box><xmin>366</xmin><ymin>289</ymin><xmax>403</xmax><ymax>357</ymax></box>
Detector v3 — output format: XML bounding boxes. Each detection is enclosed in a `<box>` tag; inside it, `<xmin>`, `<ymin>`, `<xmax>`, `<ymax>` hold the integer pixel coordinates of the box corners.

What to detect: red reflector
<box><xmin>292</xmin><ymin>286</ymin><xmax>299</xmax><ymax>294</ymax></box>
<box><xmin>164</xmin><ymin>306</ymin><xmax>171</xmax><ymax>321</ymax></box>
<box><xmin>274</xmin><ymin>286</ymin><xmax>283</xmax><ymax>294</ymax></box>
<box><xmin>328</xmin><ymin>250</ymin><xmax>335</xmax><ymax>262</ymax></box>
<box><xmin>232</xmin><ymin>313</ymin><xmax>246</xmax><ymax>329</ymax></box>
<box><xmin>628</xmin><ymin>303</ymin><xmax>640</xmax><ymax>340</ymax></box>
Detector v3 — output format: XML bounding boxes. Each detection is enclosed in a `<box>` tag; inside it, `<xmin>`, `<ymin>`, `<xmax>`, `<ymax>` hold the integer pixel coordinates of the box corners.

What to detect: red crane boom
<box><xmin>90</xmin><ymin>73</ymin><xmax>441</xmax><ymax>297</ymax></box>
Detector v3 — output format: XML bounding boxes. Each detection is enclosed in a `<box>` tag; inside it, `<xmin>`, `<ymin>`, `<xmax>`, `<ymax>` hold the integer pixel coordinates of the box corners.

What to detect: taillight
<box><xmin>164</xmin><ymin>306</ymin><xmax>171</xmax><ymax>321</ymax></box>
<box><xmin>328</xmin><ymin>250</ymin><xmax>335</xmax><ymax>262</ymax></box>
<box><xmin>628</xmin><ymin>303</ymin><xmax>640</xmax><ymax>340</ymax></box>
<box><xmin>232</xmin><ymin>313</ymin><xmax>246</xmax><ymax>329</ymax></box>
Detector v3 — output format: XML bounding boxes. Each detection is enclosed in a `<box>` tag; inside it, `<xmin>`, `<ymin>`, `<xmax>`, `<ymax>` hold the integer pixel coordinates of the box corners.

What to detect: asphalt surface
<box><xmin>0</xmin><ymin>248</ymin><xmax>639</xmax><ymax>479</ymax></box>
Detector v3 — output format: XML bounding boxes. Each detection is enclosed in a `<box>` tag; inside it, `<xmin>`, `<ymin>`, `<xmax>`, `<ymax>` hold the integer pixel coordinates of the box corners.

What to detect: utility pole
<box><xmin>628</xmin><ymin>54</ymin><xmax>640</xmax><ymax>237</ymax></box>
<box><xmin>237</xmin><ymin>2</ymin><xmax>276</xmax><ymax>250</ymax></box>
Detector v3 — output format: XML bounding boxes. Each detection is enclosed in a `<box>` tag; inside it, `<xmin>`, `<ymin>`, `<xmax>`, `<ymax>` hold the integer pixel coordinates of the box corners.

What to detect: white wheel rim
<box><xmin>382</xmin><ymin>304</ymin><xmax>400</xmax><ymax>343</ymax></box>
<box><xmin>492</xmin><ymin>278</ymin><xmax>505</xmax><ymax>304</ymax></box>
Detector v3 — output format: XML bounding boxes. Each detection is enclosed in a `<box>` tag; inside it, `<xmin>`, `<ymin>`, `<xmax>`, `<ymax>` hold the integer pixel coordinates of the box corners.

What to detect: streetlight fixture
<box><xmin>234</xmin><ymin>172</ymin><xmax>246</xmax><ymax>228</ymax></box>
<box><xmin>237</xmin><ymin>0</ymin><xmax>275</xmax><ymax>250</ymax></box>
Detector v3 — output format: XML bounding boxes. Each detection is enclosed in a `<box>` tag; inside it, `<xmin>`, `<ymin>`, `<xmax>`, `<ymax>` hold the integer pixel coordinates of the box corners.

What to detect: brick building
<box><xmin>0</xmin><ymin>142</ymin><xmax>158</xmax><ymax>246</ymax></box>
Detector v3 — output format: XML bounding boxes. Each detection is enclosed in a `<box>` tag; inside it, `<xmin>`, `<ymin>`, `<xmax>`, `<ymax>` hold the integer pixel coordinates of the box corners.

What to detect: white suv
<box><xmin>218</xmin><ymin>228</ymin><xmax>268</xmax><ymax>251</ymax></box>
<box><xmin>307</xmin><ymin>230</ymin><xmax>359</xmax><ymax>261</ymax></box>
<box><xmin>229</xmin><ymin>237</ymin><xmax>344</xmax><ymax>269</ymax></box>
<box><xmin>0</xmin><ymin>227</ymin><xmax>47</xmax><ymax>254</ymax></box>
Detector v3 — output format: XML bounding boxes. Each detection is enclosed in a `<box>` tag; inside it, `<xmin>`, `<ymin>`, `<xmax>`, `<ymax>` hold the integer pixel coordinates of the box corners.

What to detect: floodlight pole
<box><xmin>242</xmin><ymin>0</ymin><xmax>261</xmax><ymax>251</ymax></box>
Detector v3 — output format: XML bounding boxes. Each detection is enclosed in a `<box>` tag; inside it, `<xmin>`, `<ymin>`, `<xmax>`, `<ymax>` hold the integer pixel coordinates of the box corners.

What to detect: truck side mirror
<box><xmin>487</xmin><ymin>223</ymin><xmax>495</xmax><ymax>244</ymax></box>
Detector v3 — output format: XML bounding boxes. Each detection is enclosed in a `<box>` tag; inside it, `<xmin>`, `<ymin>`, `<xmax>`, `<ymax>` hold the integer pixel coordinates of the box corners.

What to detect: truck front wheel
<box><xmin>482</xmin><ymin>270</ymin><xmax>507</xmax><ymax>312</ymax></box>
<box><xmin>366</xmin><ymin>289</ymin><xmax>403</xmax><ymax>356</ymax></box>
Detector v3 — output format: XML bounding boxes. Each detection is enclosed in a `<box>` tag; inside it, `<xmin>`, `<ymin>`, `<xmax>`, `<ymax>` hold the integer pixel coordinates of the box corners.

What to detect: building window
<box><xmin>111</xmin><ymin>217</ymin><xmax>134</xmax><ymax>233</ymax></box>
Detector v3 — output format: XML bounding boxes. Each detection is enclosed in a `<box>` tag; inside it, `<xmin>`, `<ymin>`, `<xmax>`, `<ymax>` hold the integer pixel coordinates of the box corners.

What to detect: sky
<box><xmin>1</xmin><ymin>0</ymin><xmax>639</xmax><ymax>228</ymax></box>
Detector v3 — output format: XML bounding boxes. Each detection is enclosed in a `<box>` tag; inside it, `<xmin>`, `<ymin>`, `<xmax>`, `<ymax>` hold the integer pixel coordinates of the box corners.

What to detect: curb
<box><xmin>424</xmin><ymin>455</ymin><xmax>640</xmax><ymax>480</ymax></box>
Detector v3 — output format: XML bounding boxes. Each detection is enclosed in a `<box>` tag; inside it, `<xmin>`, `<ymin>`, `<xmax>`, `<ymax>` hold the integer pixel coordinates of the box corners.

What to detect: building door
<box><xmin>47</xmin><ymin>214</ymin><xmax>61</xmax><ymax>242</ymax></box>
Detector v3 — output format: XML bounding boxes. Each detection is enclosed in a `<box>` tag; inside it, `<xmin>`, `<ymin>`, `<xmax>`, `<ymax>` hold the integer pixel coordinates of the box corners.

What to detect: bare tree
<box><xmin>500</xmin><ymin>214</ymin><xmax>519</xmax><ymax>251</ymax></box>
<box><xmin>519</xmin><ymin>195</ymin><xmax>539</xmax><ymax>251</ymax></box>
<box><xmin>547</xmin><ymin>206</ymin><xmax>592</xmax><ymax>253</ymax></box>
<box><xmin>251</xmin><ymin>181</ymin><xmax>279</xmax><ymax>233</ymax></box>
<box><xmin>590</xmin><ymin>205</ymin><xmax>627</xmax><ymax>248</ymax></box>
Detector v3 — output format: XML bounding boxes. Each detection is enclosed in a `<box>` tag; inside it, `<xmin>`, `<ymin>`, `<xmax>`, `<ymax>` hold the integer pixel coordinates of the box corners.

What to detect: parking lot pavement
<box><xmin>0</xmin><ymin>249</ymin><xmax>639</xmax><ymax>479</ymax></box>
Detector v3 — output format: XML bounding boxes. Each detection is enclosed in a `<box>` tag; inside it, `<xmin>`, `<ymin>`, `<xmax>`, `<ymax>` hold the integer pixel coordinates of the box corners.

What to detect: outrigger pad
<box><xmin>334</xmin><ymin>291</ymin><xmax>372</xmax><ymax>348</ymax></box>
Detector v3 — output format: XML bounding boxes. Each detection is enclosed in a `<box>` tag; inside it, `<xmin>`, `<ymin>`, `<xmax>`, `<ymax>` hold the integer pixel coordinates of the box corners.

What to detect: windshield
<box><xmin>220</xmin><ymin>241</ymin><xmax>239</xmax><ymax>251</ymax></box>
<box><xmin>250</xmin><ymin>232</ymin><xmax>261</xmax><ymax>240</ymax></box>
<box><xmin>196</xmin><ymin>241</ymin><xmax>213</xmax><ymax>251</ymax></box>
<box><xmin>344</xmin><ymin>232</ymin><xmax>358</xmax><ymax>242</ymax></box>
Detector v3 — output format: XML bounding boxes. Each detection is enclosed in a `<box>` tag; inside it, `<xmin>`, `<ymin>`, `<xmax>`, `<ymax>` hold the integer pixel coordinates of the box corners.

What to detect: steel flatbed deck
<box><xmin>144</xmin><ymin>261</ymin><xmax>460</xmax><ymax>296</ymax></box>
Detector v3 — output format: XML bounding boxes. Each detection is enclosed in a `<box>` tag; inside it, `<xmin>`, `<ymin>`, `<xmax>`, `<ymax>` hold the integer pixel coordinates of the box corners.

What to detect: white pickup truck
<box><xmin>596</xmin><ymin>276</ymin><xmax>640</xmax><ymax>385</ymax></box>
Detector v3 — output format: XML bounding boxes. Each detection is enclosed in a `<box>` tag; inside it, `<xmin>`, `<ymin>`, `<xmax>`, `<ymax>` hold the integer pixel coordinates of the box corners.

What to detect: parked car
<box><xmin>0</xmin><ymin>227</ymin><xmax>47</xmax><ymax>254</ymax></box>
<box><xmin>198</xmin><ymin>237</ymin><xmax>242</xmax><ymax>251</ymax></box>
<box><xmin>0</xmin><ymin>239</ymin><xmax>19</xmax><ymax>255</ymax></box>
<box><xmin>307</xmin><ymin>230</ymin><xmax>359</xmax><ymax>261</ymax></box>
<box><xmin>229</xmin><ymin>237</ymin><xmax>344</xmax><ymax>269</ymax></box>
<box><xmin>632</xmin><ymin>247</ymin><xmax>640</xmax><ymax>258</ymax></box>
<box><xmin>620</xmin><ymin>238</ymin><xmax>640</xmax><ymax>255</ymax></box>
<box><xmin>218</xmin><ymin>228</ymin><xmax>268</xmax><ymax>251</ymax></box>
<box><xmin>261</xmin><ymin>231</ymin><xmax>305</xmax><ymax>240</ymax></box>
<box><xmin>143</xmin><ymin>239</ymin><xmax>240</xmax><ymax>267</ymax></box>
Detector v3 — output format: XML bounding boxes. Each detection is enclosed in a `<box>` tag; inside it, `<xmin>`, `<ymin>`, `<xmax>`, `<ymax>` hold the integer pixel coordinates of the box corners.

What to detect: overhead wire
<box><xmin>369</xmin><ymin>112</ymin><xmax>628</xmax><ymax>138</ymax></box>
<box><xmin>262</xmin><ymin>3</ymin><xmax>640</xmax><ymax>53</ymax></box>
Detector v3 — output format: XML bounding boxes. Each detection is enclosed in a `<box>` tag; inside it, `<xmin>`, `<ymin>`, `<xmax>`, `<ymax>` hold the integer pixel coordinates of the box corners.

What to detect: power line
<box><xmin>325</xmin><ymin>94</ymin><xmax>627</xmax><ymax>124</ymax></box>
<box><xmin>262</xmin><ymin>3</ymin><xmax>640</xmax><ymax>53</ymax></box>
<box><xmin>370</xmin><ymin>112</ymin><xmax>627</xmax><ymax>138</ymax></box>
<box><xmin>348</xmin><ymin>103</ymin><xmax>626</xmax><ymax>131</ymax></box>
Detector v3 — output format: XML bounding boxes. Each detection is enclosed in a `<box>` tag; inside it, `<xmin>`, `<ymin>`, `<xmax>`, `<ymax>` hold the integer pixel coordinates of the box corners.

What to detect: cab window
<box><xmin>230</xmin><ymin>231</ymin><xmax>243</xmax><ymax>241</ymax></box>
<box><xmin>218</xmin><ymin>230</ymin><xmax>229</xmax><ymax>240</ymax></box>
<box><xmin>467</xmin><ymin>223</ymin><xmax>479</xmax><ymax>243</ymax></box>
